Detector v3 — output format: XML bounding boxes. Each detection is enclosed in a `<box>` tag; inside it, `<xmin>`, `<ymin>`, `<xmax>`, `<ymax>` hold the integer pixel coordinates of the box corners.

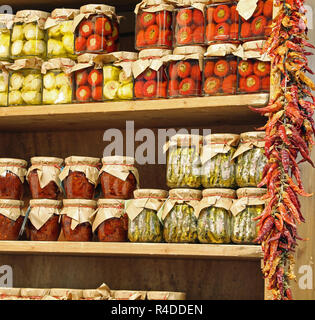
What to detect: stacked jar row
<box><xmin>166</xmin><ymin>132</ymin><xmax>267</xmax><ymax>189</ymax></box>
<box><xmin>134</xmin><ymin>0</ymin><xmax>273</xmax><ymax>50</ymax></box>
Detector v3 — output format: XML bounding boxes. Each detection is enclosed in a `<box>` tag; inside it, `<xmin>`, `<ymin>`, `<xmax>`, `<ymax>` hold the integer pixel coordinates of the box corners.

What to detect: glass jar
<box><xmin>8</xmin><ymin>58</ymin><xmax>43</xmax><ymax>106</ymax></box>
<box><xmin>0</xmin><ymin>63</ymin><xmax>9</xmax><ymax>107</ymax></box>
<box><xmin>133</xmin><ymin>49</ymin><xmax>171</xmax><ymax>99</ymax></box>
<box><xmin>234</xmin><ymin>131</ymin><xmax>267</xmax><ymax>187</ymax></box>
<box><xmin>239</xmin><ymin>0</ymin><xmax>272</xmax><ymax>41</ymax></box>
<box><xmin>167</xmin><ymin>46</ymin><xmax>204</xmax><ymax>98</ymax></box>
<box><xmin>42</xmin><ymin>59</ymin><xmax>75</xmax><ymax>105</ymax></box>
<box><xmin>0</xmin><ymin>199</ymin><xmax>24</xmax><ymax>240</ymax></box>
<box><xmin>230</xmin><ymin>188</ymin><xmax>266</xmax><ymax>244</ymax></box>
<box><xmin>98</xmin><ymin>51</ymin><xmax>137</xmax><ymax>101</ymax></box>
<box><xmin>173</xmin><ymin>3</ymin><xmax>206</xmax><ymax>47</ymax></box>
<box><xmin>46</xmin><ymin>8</ymin><xmax>79</xmax><ymax>59</ymax></box>
<box><xmin>26</xmin><ymin>157</ymin><xmax>63</xmax><ymax>200</ymax></box>
<box><xmin>203</xmin><ymin>54</ymin><xmax>237</xmax><ymax>96</ymax></box>
<box><xmin>26</xmin><ymin>199</ymin><xmax>62</xmax><ymax>241</ymax></box>
<box><xmin>20</xmin><ymin>288</ymin><xmax>50</xmax><ymax>300</ymax></box>
<box><xmin>74</xmin><ymin>4</ymin><xmax>119</xmax><ymax>55</ymax></box>
<box><xmin>99</xmin><ymin>156</ymin><xmax>138</xmax><ymax>199</ymax></box>
<box><xmin>92</xmin><ymin>199</ymin><xmax>128</xmax><ymax>242</ymax></box>
<box><xmin>74</xmin><ymin>54</ymin><xmax>104</xmax><ymax>102</ymax></box>
<box><xmin>196</xmin><ymin>188</ymin><xmax>235</xmax><ymax>244</ymax></box>
<box><xmin>205</xmin><ymin>2</ymin><xmax>238</xmax><ymax>44</ymax></box>
<box><xmin>0</xmin><ymin>14</ymin><xmax>14</xmax><ymax>61</ymax></box>
<box><xmin>135</xmin><ymin>1</ymin><xmax>174</xmax><ymax>50</ymax></box>
<box><xmin>162</xmin><ymin>188</ymin><xmax>201</xmax><ymax>243</ymax></box>
<box><xmin>127</xmin><ymin>189</ymin><xmax>167</xmax><ymax>243</ymax></box>
<box><xmin>59</xmin><ymin>156</ymin><xmax>100</xmax><ymax>199</ymax></box>
<box><xmin>201</xmin><ymin>133</ymin><xmax>239</xmax><ymax>188</ymax></box>
<box><xmin>0</xmin><ymin>158</ymin><xmax>27</xmax><ymax>200</ymax></box>
<box><xmin>165</xmin><ymin>134</ymin><xmax>202</xmax><ymax>188</ymax></box>
<box><xmin>10</xmin><ymin>10</ymin><xmax>49</xmax><ymax>60</ymax></box>
<box><xmin>60</xmin><ymin>199</ymin><xmax>96</xmax><ymax>241</ymax></box>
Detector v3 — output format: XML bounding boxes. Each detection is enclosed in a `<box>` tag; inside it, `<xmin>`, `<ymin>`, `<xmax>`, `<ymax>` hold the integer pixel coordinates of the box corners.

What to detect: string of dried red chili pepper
<box><xmin>250</xmin><ymin>0</ymin><xmax>314</xmax><ymax>300</ymax></box>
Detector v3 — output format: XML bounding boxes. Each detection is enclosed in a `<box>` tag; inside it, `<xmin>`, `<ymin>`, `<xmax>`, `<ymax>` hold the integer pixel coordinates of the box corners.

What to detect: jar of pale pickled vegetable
<box><xmin>8</xmin><ymin>57</ymin><xmax>43</xmax><ymax>106</ymax></box>
<box><xmin>45</xmin><ymin>8</ymin><xmax>79</xmax><ymax>59</ymax></box>
<box><xmin>233</xmin><ymin>131</ymin><xmax>267</xmax><ymax>187</ymax></box>
<box><xmin>0</xmin><ymin>14</ymin><xmax>14</xmax><ymax>61</ymax></box>
<box><xmin>201</xmin><ymin>133</ymin><xmax>239</xmax><ymax>188</ymax></box>
<box><xmin>132</xmin><ymin>49</ymin><xmax>171</xmax><ymax>99</ymax></box>
<box><xmin>135</xmin><ymin>0</ymin><xmax>174</xmax><ymax>50</ymax></box>
<box><xmin>0</xmin><ymin>158</ymin><xmax>27</xmax><ymax>200</ymax></box>
<box><xmin>196</xmin><ymin>188</ymin><xmax>235</xmax><ymax>244</ymax></box>
<box><xmin>59</xmin><ymin>156</ymin><xmax>100</xmax><ymax>199</ymax></box>
<box><xmin>60</xmin><ymin>199</ymin><xmax>96</xmax><ymax>241</ymax></box>
<box><xmin>11</xmin><ymin>10</ymin><xmax>49</xmax><ymax>59</ymax></box>
<box><xmin>0</xmin><ymin>61</ymin><xmax>10</xmax><ymax>107</ymax></box>
<box><xmin>166</xmin><ymin>46</ymin><xmax>205</xmax><ymax>98</ymax></box>
<box><xmin>230</xmin><ymin>188</ymin><xmax>266</xmax><ymax>244</ymax></box>
<box><xmin>0</xmin><ymin>199</ymin><xmax>24</xmax><ymax>240</ymax></box>
<box><xmin>74</xmin><ymin>4</ymin><xmax>119</xmax><ymax>55</ymax></box>
<box><xmin>41</xmin><ymin>58</ymin><xmax>75</xmax><ymax>105</ymax></box>
<box><xmin>126</xmin><ymin>189</ymin><xmax>167</xmax><ymax>243</ymax></box>
<box><xmin>161</xmin><ymin>188</ymin><xmax>201</xmax><ymax>243</ymax></box>
<box><xmin>26</xmin><ymin>156</ymin><xmax>63</xmax><ymax>199</ymax></box>
<box><xmin>165</xmin><ymin>134</ymin><xmax>202</xmax><ymax>188</ymax></box>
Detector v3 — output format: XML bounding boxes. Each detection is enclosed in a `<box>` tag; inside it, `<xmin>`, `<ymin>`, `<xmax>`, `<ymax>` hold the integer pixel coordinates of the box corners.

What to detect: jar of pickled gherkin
<box><xmin>126</xmin><ymin>189</ymin><xmax>167</xmax><ymax>243</ymax></box>
<box><xmin>132</xmin><ymin>49</ymin><xmax>171</xmax><ymax>99</ymax></box>
<box><xmin>161</xmin><ymin>188</ymin><xmax>201</xmax><ymax>243</ymax></box>
<box><xmin>0</xmin><ymin>158</ymin><xmax>27</xmax><ymax>200</ymax></box>
<box><xmin>26</xmin><ymin>157</ymin><xmax>63</xmax><ymax>199</ymax></box>
<box><xmin>26</xmin><ymin>199</ymin><xmax>62</xmax><ymax>241</ymax></box>
<box><xmin>232</xmin><ymin>131</ymin><xmax>267</xmax><ymax>187</ymax></box>
<box><xmin>230</xmin><ymin>188</ymin><xmax>266</xmax><ymax>244</ymax></box>
<box><xmin>201</xmin><ymin>133</ymin><xmax>239</xmax><ymax>188</ymax></box>
<box><xmin>59</xmin><ymin>156</ymin><xmax>100</xmax><ymax>199</ymax></box>
<box><xmin>92</xmin><ymin>199</ymin><xmax>128</xmax><ymax>242</ymax></box>
<box><xmin>99</xmin><ymin>156</ymin><xmax>139</xmax><ymax>199</ymax></box>
<box><xmin>0</xmin><ymin>199</ymin><xmax>24</xmax><ymax>240</ymax></box>
<box><xmin>60</xmin><ymin>199</ymin><xmax>97</xmax><ymax>241</ymax></box>
<box><xmin>41</xmin><ymin>58</ymin><xmax>75</xmax><ymax>105</ymax></box>
<box><xmin>195</xmin><ymin>188</ymin><xmax>235</xmax><ymax>244</ymax></box>
<box><xmin>8</xmin><ymin>57</ymin><xmax>43</xmax><ymax>106</ymax></box>
<box><xmin>11</xmin><ymin>10</ymin><xmax>49</xmax><ymax>59</ymax></box>
<box><xmin>0</xmin><ymin>61</ymin><xmax>10</xmax><ymax>106</ymax></box>
<box><xmin>0</xmin><ymin>14</ymin><xmax>14</xmax><ymax>61</ymax></box>
<box><xmin>45</xmin><ymin>8</ymin><xmax>79</xmax><ymax>59</ymax></box>
<box><xmin>94</xmin><ymin>52</ymin><xmax>138</xmax><ymax>101</ymax></box>
<box><xmin>165</xmin><ymin>134</ymin><xmax>202</xmax><ymax>188</ymax></box>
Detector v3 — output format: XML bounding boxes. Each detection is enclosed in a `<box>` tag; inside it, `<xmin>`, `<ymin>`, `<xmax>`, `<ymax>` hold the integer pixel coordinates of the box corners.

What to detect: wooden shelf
<box><xmin>0</xmin><ymin>94</ymin><xmax>268</xmax><ymax>132</ymax></box>
<box><xmin>0</xmin><ymin>241</ymin><xmax>263</xmax><ymax>260</ymax></box>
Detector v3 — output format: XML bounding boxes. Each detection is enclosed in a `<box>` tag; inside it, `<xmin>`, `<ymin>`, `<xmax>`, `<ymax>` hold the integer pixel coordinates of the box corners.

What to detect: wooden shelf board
<box><xmin>0</xmin><ymin>241</ymin><xmax>263</xmax><ymax>260</ymax></box>
<box><xmin>0</xmin><ymin>94</ymin><xmax>268</xmax><ymax>132</ymax></box>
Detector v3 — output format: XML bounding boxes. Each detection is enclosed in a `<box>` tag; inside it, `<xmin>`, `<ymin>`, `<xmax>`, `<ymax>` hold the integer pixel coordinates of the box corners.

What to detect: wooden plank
<box><xmin>0</xmin><ymin>94</ymin><xmax>268</xmax><ymax>132</ymax></box>
<box><xmin>0</xmin><ymin>241</ymin><xmax>263</xmax><ymax>260</ymax></box>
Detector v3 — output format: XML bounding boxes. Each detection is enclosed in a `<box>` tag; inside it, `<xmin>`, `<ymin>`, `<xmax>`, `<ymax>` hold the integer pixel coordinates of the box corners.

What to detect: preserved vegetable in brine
<box><xmin>0</xmin><ymin>14</ymin><xmax>14</xmax><ymax>61</ymax></box>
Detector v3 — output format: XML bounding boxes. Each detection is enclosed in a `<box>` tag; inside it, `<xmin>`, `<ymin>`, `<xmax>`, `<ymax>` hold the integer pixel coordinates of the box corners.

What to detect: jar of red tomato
<box><xmin>26</xmin><ymin>199</ymin><xmax>62</xmax><ymax>241</ymax></box>
<box><xmin>135</xmin><ymin>0</ymin><xmax>175</xmax><ymax>50</ymax></box>
<box><xmin>205</xmin><ymin>1</ymin><xmax>239</xmax><ymax>44</ymax></box>
<box><xmin>0</xmin><ymin>158</ymin><xmax>27</xmax><ymax>200</ymax></box>
<box><xmin>239</xmin><ymin>0</ymin><xmax>273</xmax><ymax>41</ymax></box>
<box><xmin>74</xmin><ymin>4</ymin><xmax>119</xmax><ymax>54</ymax></box>
<box><xmin>73</xmin><ymin>53</ymin><xmax>104</xmax><ymax>102</ymax></box>
<box><xmin>59</xmin><ymin>156</ymin><xmax>100</xmax><ymax>199</ymax></box>
<box><xmin>173</xmin><ymin>0</ymin><xmax>208</xmax><ymax>47</ymax></box>
<box><xmin>60</xmin><ymin>199</ymin><xmax>96</xmax><ymax>241</ymax></box>
<box><xmin>203</xmin><ymin>44</ymin><xmax>238</xmax><ymax>96</ymax></box>
<box><xmin>167</xmin><ymin>46</ymin><xmax>205</xmax><ymax>98</ymax></box>
<box><xmin>99</xmin><ymin>156</ymin><xmax>139</xmax><ymax>199</ymax></box>
<box><xmin>237</xmin><ymin>41</ymin><xmax>271</xmax><ymax>94</ymax></box>
<box><xmin>133</xmin><ymin>49</ymin><xmax>171</xmax><ymax>99</ymax></box>
<box><xmin>92</xmin><ymin>199</ymin><xmax>128</xmax><ymax>242</ymax></box>
<box><xmin>0</xmin><ymin>199</ymin><xmax>24</xmax><ymax>240</ymax></box>
<box><xmin>27</xmin><ymin>157</ymin><xmax>63</xmax><ymax>200</ymax></box>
